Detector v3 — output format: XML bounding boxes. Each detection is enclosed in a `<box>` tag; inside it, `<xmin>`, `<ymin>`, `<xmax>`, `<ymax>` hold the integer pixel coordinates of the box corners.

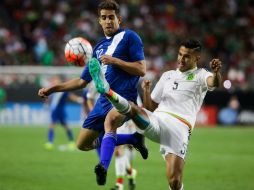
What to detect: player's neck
<box><xmin>104</xmin><ymin>28</ymin><xmax>122</xmax><ymax>38</ymax></box>
<box><xmin>178</xmin><ymin>66</ymin><xmax>197</xmax><ymax>73</ymax></box>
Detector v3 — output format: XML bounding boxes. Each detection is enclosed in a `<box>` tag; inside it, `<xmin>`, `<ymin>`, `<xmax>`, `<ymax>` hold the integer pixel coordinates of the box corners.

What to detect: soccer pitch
<box><xmin>0</xmin><ymin>126</ymin><xmax>254</xmax><ymax>190</ymax></box>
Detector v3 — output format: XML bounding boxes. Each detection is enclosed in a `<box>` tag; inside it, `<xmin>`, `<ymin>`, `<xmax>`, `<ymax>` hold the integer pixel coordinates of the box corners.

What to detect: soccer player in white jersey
<box><xmin>38</xmin><ymin>0</ymin><xmax>148</xmax><ymax>186</ymax></box>
<box><xmin>89</xmin><ymin>39</ymin><xmax>222</xmax><ymax>190</ymax></box>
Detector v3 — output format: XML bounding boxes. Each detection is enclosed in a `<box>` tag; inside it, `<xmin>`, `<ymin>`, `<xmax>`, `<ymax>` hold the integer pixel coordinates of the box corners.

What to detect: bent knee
<box><xmin>76</xmin><ymin>142</ymin><xmax>93</xmax><ymax>151</ymax></box>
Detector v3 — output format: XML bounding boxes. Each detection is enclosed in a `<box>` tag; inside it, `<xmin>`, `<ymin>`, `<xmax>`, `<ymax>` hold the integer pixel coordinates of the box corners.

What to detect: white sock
<box><xmin>115</xmin><ymin>155</ymin><xmax>126</xmax><ymax>177</ymax></box>
<box><xmin>124</xmin><ymin>146</ymin><xmax>135</xmax><ymax>164</ymax></box>
<box><xmin>106</xmin><ymin>90</ymin><xmax>131</xmax><ymax>114</ymax></box>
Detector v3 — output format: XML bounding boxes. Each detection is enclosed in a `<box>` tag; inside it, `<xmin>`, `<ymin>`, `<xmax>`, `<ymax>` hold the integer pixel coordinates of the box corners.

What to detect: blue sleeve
<box><xmin>80</xmin><ymin>66</ymin><xmax>92</xmax><ymax>82</ymax></box>
<box><xmin>128</xmin><ymin>31</ymin><xmax>145</xmax><ymax>62</ymax></box>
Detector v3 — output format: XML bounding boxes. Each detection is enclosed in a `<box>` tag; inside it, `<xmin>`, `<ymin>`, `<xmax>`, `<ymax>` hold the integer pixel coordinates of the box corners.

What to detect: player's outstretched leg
<box><xmin>88</xmin><ymin>58</ymin><xmax>130</xmax><ymax>114</ymax></box>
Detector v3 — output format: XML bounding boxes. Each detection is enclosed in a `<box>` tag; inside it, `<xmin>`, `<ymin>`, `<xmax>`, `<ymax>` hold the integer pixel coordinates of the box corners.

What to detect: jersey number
<box><xmin>173</xmin><ymin>82</ymin><xmax>178</xmax><ymax>90</ymax></box>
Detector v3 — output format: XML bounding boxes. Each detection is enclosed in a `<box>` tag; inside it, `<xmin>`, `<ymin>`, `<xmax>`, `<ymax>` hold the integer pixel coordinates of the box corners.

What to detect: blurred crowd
<box><xmin>0</xmin><ymin>0</ymin><xmax>254</xmax><ymax>91</ymax></box>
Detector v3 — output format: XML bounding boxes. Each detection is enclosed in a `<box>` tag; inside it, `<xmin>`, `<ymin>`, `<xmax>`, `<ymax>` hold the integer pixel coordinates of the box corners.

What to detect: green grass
<box><xmin>0</xmin><ymin>126</ymin><xmax>254</xmax><ymax>190</ymax></box>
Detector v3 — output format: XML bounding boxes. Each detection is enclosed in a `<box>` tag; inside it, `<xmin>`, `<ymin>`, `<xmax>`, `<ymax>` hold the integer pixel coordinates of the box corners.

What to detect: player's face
<box><xmin>99</xmin><ymin>9</ymin><xmax>121</xmax><ymax>37</ymax></box>
<box><xmin>177</xmin><ymin>46</ymin><xmax>200</xmax><ymax>72</ymax></box>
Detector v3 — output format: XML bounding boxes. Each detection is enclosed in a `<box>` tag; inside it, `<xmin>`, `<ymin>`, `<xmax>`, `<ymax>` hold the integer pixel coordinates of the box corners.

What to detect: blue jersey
<box><xmin>49</xmin><ymin>92</ymin><xmax>69</xmax><ymax>124</ymax></box>
<box><xmin>80</xmin><ymin>28</ymin><xmax>145</xmax><ymax>132</ymax></box>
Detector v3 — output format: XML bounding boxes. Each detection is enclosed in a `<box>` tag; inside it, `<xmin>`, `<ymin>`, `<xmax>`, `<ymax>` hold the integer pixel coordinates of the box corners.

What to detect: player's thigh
<box><xmin>165</xmin><ymin>153</ymin><xmax>184</xmax><ymax>182</ymax></box>
<box><xmin>76</xmin><ymin>128</ymin><xmax>99</xmax><ymax>150</ymax></box>
<box><xmin>104</xmin><ymin>108</ymin><xmax>126</xmax><ymax>132</ymax></box>
<box><xmin>138</xmin><ymin>109</ymin><xmax>161</xmax><ymax>143</ymax></box>
<box><xmin>155</xmin><ymin>112</ymin><xmax>190</xmax><ymax>160</ymax></box>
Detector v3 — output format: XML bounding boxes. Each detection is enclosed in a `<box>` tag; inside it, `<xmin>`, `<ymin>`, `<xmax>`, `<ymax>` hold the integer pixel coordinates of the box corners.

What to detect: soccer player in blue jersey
<box><xmin>38</xmin><ymin>0</ymin><xmax>148</xmax><ymax>185</ymax></box>
<box><xmin>44</xmin><ymin>77</ymin><xmax>83</xmax><ymax>150</ymax></box>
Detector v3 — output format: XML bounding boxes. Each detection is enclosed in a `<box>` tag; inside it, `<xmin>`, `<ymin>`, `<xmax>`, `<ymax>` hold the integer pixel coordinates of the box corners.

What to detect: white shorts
<box><xmin>142</xmin><ymin>109</ymin><xmax>191</xmax><ymax>160</ymax></box>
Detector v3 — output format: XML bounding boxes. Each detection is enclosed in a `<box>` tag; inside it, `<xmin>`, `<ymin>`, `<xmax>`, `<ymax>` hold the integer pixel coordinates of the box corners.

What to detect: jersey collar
<box><xmin>177</xmin><ymin>67</ymin><xmax>198</xmax><ymax>75</ymax></box>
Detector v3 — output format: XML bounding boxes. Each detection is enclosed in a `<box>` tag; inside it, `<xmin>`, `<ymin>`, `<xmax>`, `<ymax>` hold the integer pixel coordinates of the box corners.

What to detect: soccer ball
<box><xmin>64</xmin><ymin>37</ymin><xmax>93</xmax><ymax>67</ymax></box>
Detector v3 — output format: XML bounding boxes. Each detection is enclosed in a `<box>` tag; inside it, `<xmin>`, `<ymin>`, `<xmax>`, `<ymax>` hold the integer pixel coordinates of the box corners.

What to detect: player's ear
<box><xmin>118</xmin><ymin>15</ymin><xmax>122</xmax><ymax>25</ymax></box>
<box><xmin>98</xmin><ymin>17</ymin><xmax>102</xmax><ymax>25</ymax></box>
<box><xmin>196</xmin><ymin>55</ymin><xmax>201</xmax><ymax>62</ymax></box>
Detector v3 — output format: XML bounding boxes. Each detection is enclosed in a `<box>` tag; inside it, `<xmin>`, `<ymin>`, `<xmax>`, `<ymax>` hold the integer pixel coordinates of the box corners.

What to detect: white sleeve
<box><xmin>151</xmin><ymin>73</ymin><xmax>167</xmax><ymax>103</ymax></box>
<box><xmin>200</xmin><ymin>69</ymin><xmax>214</xmax><ymax>91</ymax></box>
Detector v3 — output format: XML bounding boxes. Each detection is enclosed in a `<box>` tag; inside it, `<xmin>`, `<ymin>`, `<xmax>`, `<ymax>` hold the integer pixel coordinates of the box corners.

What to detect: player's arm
<box><xmin>38</xmin><ymin>78</ymin><xmax>88</xmax><ymax>99</ymax></box>
<box><xmin>207</xmin><ymin>59</ymin><xmax>222</xmax><ymax>88</ymax></box>
<box><xmin>141</xmin><ymin>80</ymin><xmax>158</xmax><ymax>111</ymax></box>
<box><xmin>100</xmin><ymin>55</ymin><xmax>146</xmax><ymax>77</ymax></box>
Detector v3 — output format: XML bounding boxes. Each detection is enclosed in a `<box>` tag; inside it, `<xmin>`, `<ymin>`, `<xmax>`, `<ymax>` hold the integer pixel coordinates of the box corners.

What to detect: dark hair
<box><xmin>98</xmin><ymin>0</ymin><xmax>120</xmax><ymax>16</ymax></box>
<box><xmin>180</xmin><ymin>39</ymin><xmax>202</xmax><ymax>53</ymax></box>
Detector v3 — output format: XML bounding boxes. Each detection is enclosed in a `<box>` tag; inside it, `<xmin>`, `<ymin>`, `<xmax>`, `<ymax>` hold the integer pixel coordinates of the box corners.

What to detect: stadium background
<box><xmin>0</xmin><ymin>0</ymin><xmax>254</xmax><ymax>190</ymax></box>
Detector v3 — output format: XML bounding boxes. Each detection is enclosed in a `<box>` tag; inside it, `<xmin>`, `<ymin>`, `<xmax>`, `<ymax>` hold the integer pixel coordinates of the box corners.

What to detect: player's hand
<box><xmin>141</xmin><ymin>80</ymin><xmax>151</xmax><ymax>91</ymax></box>
<box><xmin>209</xmin><ymin>59</ymin><xmax>222</xmax><ymax>73</ymax></box>
<box><xmin>100</xmin><ymin>55</ymin><xmax>117</xmax><ymax>65</ymax></box>
<box><xmin>38</xmin><ymin>88</ymin><xmax>50</xmax><ymax>99</ymax></box>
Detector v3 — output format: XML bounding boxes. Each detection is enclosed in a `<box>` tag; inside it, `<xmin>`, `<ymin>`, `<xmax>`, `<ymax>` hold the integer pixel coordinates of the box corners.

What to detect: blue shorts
<box><xmin>82</xmin><ymin>98</ymin><xmax>112</xmax><ymax>132</ymax></box>
<box><xmin>82</xmin><ymin>94</ymin><xmax>136</xmax><ymax>132</ymax></box>
<box><xmin>51</xmin><ymin>110</ymin><xmax>66</xmax><ymax>125</ymax></box>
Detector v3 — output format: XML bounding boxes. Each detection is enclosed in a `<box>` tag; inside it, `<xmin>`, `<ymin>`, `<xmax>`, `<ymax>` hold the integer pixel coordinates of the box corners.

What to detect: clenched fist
<box><xmin>38</xmin><ymin>88</ymin><xmax>50</xmax><ymax>99</ymax></box>
<box><xmin>141</xmin><ymin>80</ymin><xmax>152</xmax><ymax>91</ymax></box>
<box><xmin>209</xmin><ymin>59</ymin><xmax>222</xmax><ymax>73</ymax></box>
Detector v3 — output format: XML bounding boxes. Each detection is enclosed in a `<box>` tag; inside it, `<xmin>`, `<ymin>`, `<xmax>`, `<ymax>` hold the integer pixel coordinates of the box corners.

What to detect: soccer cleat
<box><xmin>133</xmin><ymin>132</ymin><xmax>148</xmax><ymax>160</ymax></box>
<box><xmin>88</xmin><ymin>58</ymin><xmax>109</xmax><ymax>94</ymax></box>
<box><xmin>127</xmin><ymin>169</ymin><xmax>137</xmax><ymax>190</ymax></box>
<box><xmin>94</xmin><ymin>163</ymin><xmax>107</xmax><ymax>185</ymax></box>
<box><xmin>110</xmin><ymin>183</ymin><xmax>123</xmax><ymax>190</ymax></box>
<box><xmin>44</xmin><ymin>142</ymin><xmax>54</xmax><ymax>150</ymax></box>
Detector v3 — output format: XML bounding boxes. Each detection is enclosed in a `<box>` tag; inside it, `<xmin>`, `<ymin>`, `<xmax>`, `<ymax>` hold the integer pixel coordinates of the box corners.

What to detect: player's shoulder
<box><xmin>124</xmin><ymin>29</ymin><xmax>139</xmax><ymax>35</ymax></box>
<box><xmin>124</xmin><ymin>29</ymin><xmax>142</xmax><ymax>40</ymax></box>
<box><xmin>195</xmin><ymin>68</ymin><xmax>212</xmax><ymax>75</ymax></box>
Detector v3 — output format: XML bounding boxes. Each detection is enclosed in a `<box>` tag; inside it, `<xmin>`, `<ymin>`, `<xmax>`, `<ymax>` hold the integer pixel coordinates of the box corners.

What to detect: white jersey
<box><xmin>151</xmin><ymin>67</ymin><xmax>213</xmax><ymax>129</ymax></box>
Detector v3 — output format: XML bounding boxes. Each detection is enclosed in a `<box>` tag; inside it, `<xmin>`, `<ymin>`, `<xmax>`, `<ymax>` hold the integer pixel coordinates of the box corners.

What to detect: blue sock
<box><xmin>48</xmin><ymin>128</ymin><xmax>54</xmax><ymax>143</ymax></box>
<box><xmin>116</xmin><ymin>134</ymin><xmax>137</xmax><ymax>145</ymax></box>
<box><xmin>96</xmin><ymin>147</ymin><xmax>101</xmax><ymax>158</ymax></box>
<box><xmin>94</xmin><ymin>133</ymin><xmax>103</xmax><ymax>158</ymax></box>
<box><xmin>66</xmin><ymin>128</ymin><xmax>74</xmax><ymax>141</ymax></box>
<box><xmin>100</xmin><ymin>132</ymin><xmax>117</xmax><ymax>170</ymax></box>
